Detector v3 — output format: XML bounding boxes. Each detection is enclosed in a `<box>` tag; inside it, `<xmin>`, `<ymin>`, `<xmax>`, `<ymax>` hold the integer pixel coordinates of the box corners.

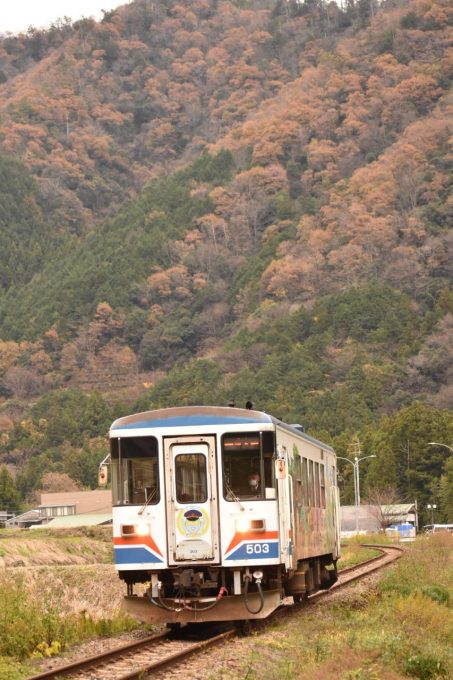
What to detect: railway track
<box><xmin>27</xmin><ymin>544</ymin><xmax>402</xmax><ymax>680</ymax></box>
<box><xmin>315</xmin><ymin>543</ymin><xmax>403</xmax><ymax>597</ymax></box>
<box><xmin>27</xmin><ymin>628</ymin><xmax>237</xmax><ymax>680</ymax></box>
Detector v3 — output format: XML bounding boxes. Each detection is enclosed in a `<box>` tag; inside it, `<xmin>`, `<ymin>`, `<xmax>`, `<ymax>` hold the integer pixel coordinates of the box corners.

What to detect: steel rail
<box><xmin>310</xmin><ymin>544</ymin><xmax>403</xmax><ymax>602</ymax></box>
<box><xmin>26</xmin><ymin>631</ymin><xmax>170</xmax><ymax>679</ymax></box>
<box><xmin>117</xmin><ymin>630</ymin><xmax>236</xmax><ymax>680</ymax></box>
<box><xmin>337</xmin><ymin>543</ymin><xmax>402</xmax><ymax>575</ymax></box>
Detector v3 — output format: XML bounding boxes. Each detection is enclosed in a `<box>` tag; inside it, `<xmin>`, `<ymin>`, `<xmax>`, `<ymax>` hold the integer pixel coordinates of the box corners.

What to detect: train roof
<box><xmin>110</xmin><ymin>406</ymin><xmax>335</xmax><ymax>453</ymax></box>
<box><xmin>111</xmin><ymin>406</ymin><xmax>273</xmax><ymax>430</ymax></box>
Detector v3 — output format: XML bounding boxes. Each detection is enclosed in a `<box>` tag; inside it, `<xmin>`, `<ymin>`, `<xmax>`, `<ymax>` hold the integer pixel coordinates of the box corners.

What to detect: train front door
<box><xmin>164</xmin><ymin>436</ymin><xmax>220</xmax><ymax>564</ymax></box>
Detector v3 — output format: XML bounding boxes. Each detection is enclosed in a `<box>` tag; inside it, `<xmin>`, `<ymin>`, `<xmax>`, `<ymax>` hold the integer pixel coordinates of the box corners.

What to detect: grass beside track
<box><xmin>0</xmin><ymin>526</ymin><xmax>146</xmax><ymax>680</ymax></box>
<box><xmin>209</xmin><ymin>534</ymin><xmax>453</xmax><ymax>680</ymax></box>
<box><xmin>338</xmin><ymin>540</ymin><xmax>383</xmax><ymax>570</ymax></box>
<box><xmin>0</xmin><ymin>564</ymin><xmax>144</xmax><ymax>680</ymax></box>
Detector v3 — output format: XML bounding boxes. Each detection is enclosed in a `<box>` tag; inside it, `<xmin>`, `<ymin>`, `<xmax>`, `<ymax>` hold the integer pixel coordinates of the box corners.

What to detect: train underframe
<box><xmin>119</xmin><ymin>553</ymin><xmax>338</xmax><ymax>624</ymax></box>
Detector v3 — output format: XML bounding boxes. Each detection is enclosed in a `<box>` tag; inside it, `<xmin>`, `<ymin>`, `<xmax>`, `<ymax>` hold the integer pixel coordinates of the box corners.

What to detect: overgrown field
<box><xmin>210</xmin><ymin>533</ymin><xmax>453</xmax><ymax>680</ymax></box>
<box><xmin>0</xmin><ymin>526</ymin><xmax>114</xmax><ymax>567</ymax></box>
<box><xmin>0</xmin><ymin>528</ymin><xmax>143</xmax><ymax>680</ymax></box>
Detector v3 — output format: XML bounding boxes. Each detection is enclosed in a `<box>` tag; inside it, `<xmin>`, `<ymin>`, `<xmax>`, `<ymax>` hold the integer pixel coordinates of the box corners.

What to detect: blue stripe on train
<box><xmin>225</xmin><ymin>541</ymin><xmax>279</xmax><ymax>560</ymax></box>
<box><xmin>114</xmin><ymin>546</ymin><xmax>163</xmax><ymax>564</ymax></box>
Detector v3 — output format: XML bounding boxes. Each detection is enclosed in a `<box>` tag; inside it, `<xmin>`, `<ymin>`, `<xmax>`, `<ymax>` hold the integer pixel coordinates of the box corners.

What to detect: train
<box><xmin>99</xmin><ymin>405</ymin><xmax>341</xmax><ymax>625</ymax></box>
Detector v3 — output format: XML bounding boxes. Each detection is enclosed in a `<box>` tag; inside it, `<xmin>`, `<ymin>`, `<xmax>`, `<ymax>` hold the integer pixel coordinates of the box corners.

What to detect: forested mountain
<box><xmin>0</xmin><ymin>0</ymin><xmax>452</xmax><ymax>523</ymax></box>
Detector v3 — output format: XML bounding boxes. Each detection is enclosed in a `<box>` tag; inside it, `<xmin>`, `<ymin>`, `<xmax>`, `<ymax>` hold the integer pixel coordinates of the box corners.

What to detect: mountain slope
<box><xmin>0</xmin><ymin>0</ymin><xmax>452</xmax><ymax>523</ymax></box>
<box><xmin>0</xmin><ymin>0</ymin><xmax>451</xmax><ymax>405</ymax></box>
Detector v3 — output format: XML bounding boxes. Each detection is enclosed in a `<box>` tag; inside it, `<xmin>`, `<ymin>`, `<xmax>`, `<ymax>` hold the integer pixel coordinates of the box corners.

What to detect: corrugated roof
<box><xmin>381</xmin><ymin>504</ymin><xmax>416</xmax><ymax>514</ymax></box>
<box><xmin>340</xmin><ymin>504</ymin><xmax>417</xmax><ymax>532</ymax></box>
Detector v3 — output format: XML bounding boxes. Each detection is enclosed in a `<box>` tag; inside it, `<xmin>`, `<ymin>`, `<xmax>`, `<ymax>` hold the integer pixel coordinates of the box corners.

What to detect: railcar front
<box><xmin>104</xmin><ymin>406</ymin><xmax>339</xmax><ymax>624</ymax></box>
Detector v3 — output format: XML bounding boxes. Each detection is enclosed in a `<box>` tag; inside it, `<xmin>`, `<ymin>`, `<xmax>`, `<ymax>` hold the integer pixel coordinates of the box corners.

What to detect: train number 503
<box><xmin>246</xmin><ymin>543</ymin><xmax>270</xmax><ymax>554</ymax></box>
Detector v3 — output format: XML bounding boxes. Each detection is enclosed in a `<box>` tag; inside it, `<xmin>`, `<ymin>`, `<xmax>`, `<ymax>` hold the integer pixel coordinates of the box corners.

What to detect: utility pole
<box><xmin>338</xmin><ymin>438</ymin><xmax>376</xmax><ymax>534</ymax></box>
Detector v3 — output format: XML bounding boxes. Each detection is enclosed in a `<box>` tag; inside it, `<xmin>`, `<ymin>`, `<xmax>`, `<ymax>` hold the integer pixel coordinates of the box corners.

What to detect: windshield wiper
<box><xmin>225</xmin><ymin>481</ymin><xmax>246</xmax><ymax>512</ymax></box>
<box><xmin>138</xmin><ymin>487</ymin><xmax>157</xmax><ymax>515</ymax></box>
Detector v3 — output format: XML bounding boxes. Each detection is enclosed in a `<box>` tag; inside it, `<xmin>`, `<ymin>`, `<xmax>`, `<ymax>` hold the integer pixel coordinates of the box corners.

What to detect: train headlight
<box><xmin>235</xmin><ymin>518</ymin><xmax>265</xmax><ymax>533</ymax></box>
<box><xmin>121</xmin><ymin>523</ymin><xmax>149</xmax><ymax>537</ymax></box>
<box><xmin>236</xmin><ymin>517</ymin><xmax>251</xmax><ymax>533</ymax></box>
<box><xmin>135</xmin><ymin>523</ymin><xmax>149</xmax><ymax>536</ymax></box>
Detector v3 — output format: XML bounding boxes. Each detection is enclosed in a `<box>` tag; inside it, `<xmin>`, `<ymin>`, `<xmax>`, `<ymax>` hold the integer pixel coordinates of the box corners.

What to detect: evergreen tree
<box><xmin>368</xmin><ymin>403</ymin><xmax>453</xmax><ymax>523</ymax></box>
<box><xmin>0</xmin><ymin>466</ymin><xmax>22</xmax><ymax>514</ymax></box>
<box><xmin>437</xmin><ymin>457</ymin><xmax>453</xmax><ymax>523</ymax></box>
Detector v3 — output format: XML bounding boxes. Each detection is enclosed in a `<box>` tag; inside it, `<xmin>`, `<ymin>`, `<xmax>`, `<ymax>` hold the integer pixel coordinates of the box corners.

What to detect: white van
<box><xmin>422</xmin><ymin>524</ymin><xmax>453</xmax><ymax>533</ymax></box>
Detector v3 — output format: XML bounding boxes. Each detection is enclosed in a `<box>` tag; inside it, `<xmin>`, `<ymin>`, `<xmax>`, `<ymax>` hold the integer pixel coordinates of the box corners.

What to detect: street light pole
<box><xmin>337</xmin><ymin>454</ymin><xmax>376</xmax><ymax>534</ymax></box>
<box><xmin>355</xmin><ymin>455</ymin><xmax>376</xmax><ymax>507</ymax></box>
<box><xmin>427</xmin><ymin>503</ymin><xmax>437</xmax><ymax>524</ymax></box>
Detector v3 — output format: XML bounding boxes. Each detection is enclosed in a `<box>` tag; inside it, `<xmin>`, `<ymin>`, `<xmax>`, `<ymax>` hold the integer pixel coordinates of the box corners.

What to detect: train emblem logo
<box><xmin>177</xmin><ymin>507</ymin><xmax>209</xmax><ymax>537</ymax></box>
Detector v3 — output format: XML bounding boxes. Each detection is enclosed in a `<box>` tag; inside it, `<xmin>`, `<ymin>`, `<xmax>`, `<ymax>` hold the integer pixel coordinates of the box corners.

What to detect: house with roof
<box><xmin>0</xmin><ymin>510</ymin><xmax>16</xmax><ymax>527</ymax></box>
<box><xmin>340</xmin><ymin>502</ymin><xmax>418</xmax><ymax>538</ymax></box>
<box><xmin>38</xmin><ymin>489</ymin><xmax>112</xmax><ymax>528</ymax></box>
<box><xmin>6</xmin><ymin>490</ymin><xmax>112</xmax><ymax>529</ymax></box>
<box><xmin>39</xmin><ymin>489</ymin><xmax>112</xmax><ymax>519</ymax></box>
<box><xmin>5</xmin><ymin>508</ymin><xmax>42</xmax><ymax>528</ymax></box>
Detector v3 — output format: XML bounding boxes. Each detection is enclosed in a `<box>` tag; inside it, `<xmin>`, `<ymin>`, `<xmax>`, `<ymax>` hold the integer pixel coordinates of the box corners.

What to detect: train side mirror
<box><xmin>98</xmin><ymin>464</ymin><xmax>109</xmax><ymax>487</ymax></box>
<box><xmin>276</xmin><ymin>459</ymin><xmax>286</xmax><ymax>479</ymax></box>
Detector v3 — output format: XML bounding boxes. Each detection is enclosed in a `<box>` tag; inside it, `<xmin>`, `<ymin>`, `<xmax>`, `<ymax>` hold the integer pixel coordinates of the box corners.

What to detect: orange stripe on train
<box><xmin>114</xmin><ymin>535</ymin><xmax>163</xmax><ymax>556</ymax></box>
<box><xmin>226</xmin><ymin>530</ymin><xmax>279</xmax><ymax>554</ymax></box>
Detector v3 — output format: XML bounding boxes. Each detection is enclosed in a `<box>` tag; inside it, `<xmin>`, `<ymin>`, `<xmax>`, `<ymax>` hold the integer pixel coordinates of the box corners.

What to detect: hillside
<box><xmin>0</xmin><ymin>0</ymin><xmax>452</xmax><ymax>524</ymax></box>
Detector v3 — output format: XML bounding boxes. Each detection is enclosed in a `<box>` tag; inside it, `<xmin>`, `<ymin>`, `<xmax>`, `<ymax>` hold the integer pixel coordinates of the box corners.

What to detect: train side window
<box><xmin>308</xmin><ymin>459</ymin><xmax>314</xmax><ymax>506</ymax></box>
<box><xmin>320</xmin><ymin>464</ymin><xmax>326</xmax><ymax>508</ymax></box>
<box><xmin>262</xmin><ymin>431</ymin><xmax>275</xmax><ymax>492</ymax></box>
<box><xmin>314</xmin><ymin>462</ymin><xmax>320</xmax><ymax>507</ymax></box>
<box><xmin>296</xmin><ymin>456</ymin><xmax>302</xmax><ymax>482</ymax></box>
<box><xmin>295</xmin><ymin>456</ymin><xmax>302</xmax><ymax>502</ymax></box>
<box><xmin>175</xmin><ymin>454</ymin><xmax>207</xmax><ymax>504</ymax></box>
<box><xmin>302</xmin><ymin>457</ymin><xmax>309</xmax><ymax>506</ymax></box>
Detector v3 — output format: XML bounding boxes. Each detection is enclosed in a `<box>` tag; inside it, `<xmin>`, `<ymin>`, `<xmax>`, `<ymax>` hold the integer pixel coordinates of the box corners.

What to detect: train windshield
<box><xmin>222</xmin><ymin>431</ymin><xmax>275</xmax><ymax>500</ymax></box>
<box><xmin>110</xmin><ymin>436</ymin><xmax>159</xmax><ymax>506</ymax></box>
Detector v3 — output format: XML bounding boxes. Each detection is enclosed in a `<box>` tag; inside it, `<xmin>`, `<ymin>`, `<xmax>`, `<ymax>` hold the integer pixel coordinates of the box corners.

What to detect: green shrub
<box><xmin>0</xmin><ymin>573</ymin><xmax>137</xmax><ymax>661</ymax></box>
<box><xmin>380</xmin><ymin>580</ymin><xmax>412</xmax><ymax>597</ymax></box>
<box><xmin>420</xmin><ymin>585</ymin><xmax>450</xmax><ymax>606</ymax></box>
<box><xmin>0</xmin><ymin>657</ymin><xmax>28</xmax><ymax>680</ymax></box>
<box><xmin>404</xmin><ymin>655</ymin><xmax>446</xmax><ymax>679</ymax></box>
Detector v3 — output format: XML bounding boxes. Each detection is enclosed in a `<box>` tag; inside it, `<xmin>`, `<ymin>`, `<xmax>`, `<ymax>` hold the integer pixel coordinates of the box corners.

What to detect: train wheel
<box><xmin>238</xmin><ymin>619</ymin><xmax>252</xmax><ymax>636</ymax></box>
<box><xmin>166</xmin><ymin>622</ymin><xmax>182</xmax><ymax>634</ymax></box>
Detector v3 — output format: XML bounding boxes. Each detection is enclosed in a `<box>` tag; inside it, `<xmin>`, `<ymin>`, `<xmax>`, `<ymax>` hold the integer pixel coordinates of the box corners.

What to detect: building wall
<box><xmin>40</xmin><ymin>490</ymin><xmax>112</xmax><ymax>515</ymax></box>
